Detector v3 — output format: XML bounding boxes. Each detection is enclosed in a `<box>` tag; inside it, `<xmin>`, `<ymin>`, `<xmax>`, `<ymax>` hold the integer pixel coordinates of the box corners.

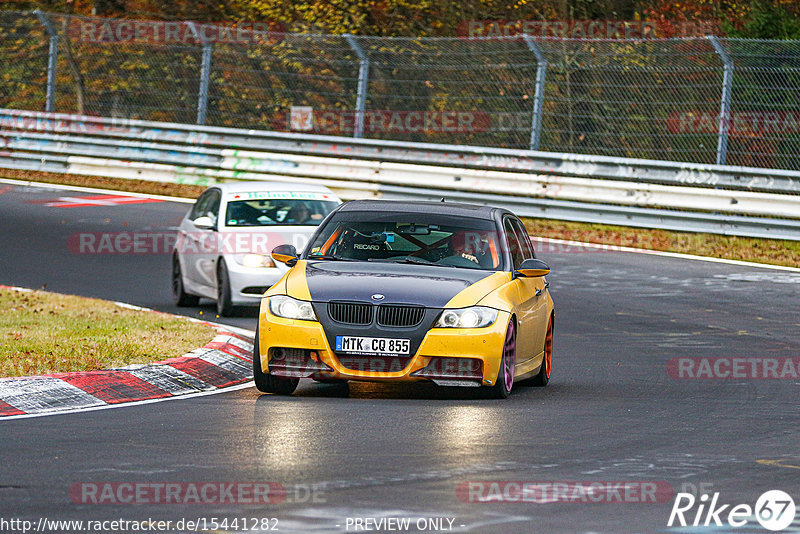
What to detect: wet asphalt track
<box><xmin>0</xmin><ymin>182</ymin><xmax>799</xmax><ymax>533</ymax></box>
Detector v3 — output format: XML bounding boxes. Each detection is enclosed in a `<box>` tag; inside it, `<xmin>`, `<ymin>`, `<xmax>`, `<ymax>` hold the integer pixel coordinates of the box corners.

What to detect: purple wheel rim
<box><xmin>503</xmin><ymin>319</ymin><xmax>516</xmax><ymax>391</ymax></box>
<box><xmin>544</xmin><ymin>318</ymin><xmax>553</xmax><ymax>379</ymax></box>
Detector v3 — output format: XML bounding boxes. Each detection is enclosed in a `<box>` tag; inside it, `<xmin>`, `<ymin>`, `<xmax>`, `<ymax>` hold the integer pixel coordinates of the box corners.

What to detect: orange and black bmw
<box><xmin>253</xmin><ymin>200</ymin><xmax>554</xmax><ymax>398</ymax></box>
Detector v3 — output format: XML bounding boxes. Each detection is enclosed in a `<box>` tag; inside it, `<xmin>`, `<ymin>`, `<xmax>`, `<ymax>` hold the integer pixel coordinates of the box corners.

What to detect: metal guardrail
<box><xmin>1</xmin><ymin>108</ymin><xmax>799</xmax><ymax>240</ymax></box>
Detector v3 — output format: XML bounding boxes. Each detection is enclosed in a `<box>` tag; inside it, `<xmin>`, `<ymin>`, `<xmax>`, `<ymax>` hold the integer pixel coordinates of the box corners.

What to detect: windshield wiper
<box><xmin>372</xmin><ymin>256</ymin><xmax>453</xmax><ymax>267</ymax></box>
<box><xmin>307</xmin><ymin>254</ymin><xmax>357</xmax><ymax>262</ymax></box>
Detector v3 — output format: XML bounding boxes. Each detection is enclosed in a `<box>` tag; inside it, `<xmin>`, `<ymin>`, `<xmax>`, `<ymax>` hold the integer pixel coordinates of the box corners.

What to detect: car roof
<box><xmin>211</xmin><ymin>181</ymin><xmax>335</xmax><ymax>194</ymax></box>
<box><xmin>337</xmin><ymin>199</ymin><xmax>498</xmax><ymax>219</ymax></box>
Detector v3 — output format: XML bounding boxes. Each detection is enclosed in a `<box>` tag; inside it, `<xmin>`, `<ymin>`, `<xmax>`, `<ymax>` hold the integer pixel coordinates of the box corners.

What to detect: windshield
<box><xmin>224</xmin><ymin>195</ymin><xmax>338</xmax><ymax>227</ymax></box>
<box><xmin>306</xmin><ymin>213</ymin><xmax>503</xmax><ymax>270</ymax></box>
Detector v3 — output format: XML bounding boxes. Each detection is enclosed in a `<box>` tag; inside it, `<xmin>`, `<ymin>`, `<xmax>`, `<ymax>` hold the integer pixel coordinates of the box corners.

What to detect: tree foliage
<box><xmin>4</xmin><ymin>0</ymin><xmax>797</xmax><ymax>38</ymax></box>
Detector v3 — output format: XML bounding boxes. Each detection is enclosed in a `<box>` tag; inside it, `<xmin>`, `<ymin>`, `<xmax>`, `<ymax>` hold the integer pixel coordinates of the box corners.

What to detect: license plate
<box><xmin>335</xmin><ymin>336</ymin><xmax>410</xmax><ymax>356</ymax></box>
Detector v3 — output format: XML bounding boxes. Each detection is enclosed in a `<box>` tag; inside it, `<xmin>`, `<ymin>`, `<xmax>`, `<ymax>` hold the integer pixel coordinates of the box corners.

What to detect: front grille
<box><xmin>328</xmin><ymin>301</ymin><xmax>372</xmax><ymax>325</ymax></box>
<box><xmin>377</xmin><ymin>305</ymin><xmax>425</xmax><ymax>327</ymax></box>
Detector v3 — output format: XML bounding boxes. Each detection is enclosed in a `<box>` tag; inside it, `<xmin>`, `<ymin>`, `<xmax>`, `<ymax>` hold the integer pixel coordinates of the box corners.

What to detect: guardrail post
<box><xmin>708</xmin><ymin>36</ymin><xmax>734</xmax><ymax>166</ymax></box>
<box><xmin>345</xmin><ymin>34</ymin><xmax>369</xmax><ymax>138</ymax></box>
<box><xmin>34</xmin><ymin>10</ymin><xmax>58</xmax><ymax>113</ymax></box>
<box><xmin>186</xmin><ymin>22</ymin><xmax>213</xmax><ymax>125</ymax></box>
<box><xmin>523</xmin><ymin>34</ymin><xmax>547</xmax><ymax>151</ymax></box>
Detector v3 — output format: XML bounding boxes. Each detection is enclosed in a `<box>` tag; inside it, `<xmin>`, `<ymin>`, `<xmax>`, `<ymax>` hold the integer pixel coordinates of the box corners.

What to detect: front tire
<box><xmin>484</xmin><ymin>317</ymin><xmax>516</xmax><ymax>399</ymax></box>
<box><xmin>252</xmin><ymin>325</ymin><xmax>299</xmax><ymax>395</ymax></box>
<box><xmin>216</xmin><ymin>259</ymin><xmax>235</xmax><ymax>317</ymax></box>
<box><xmin>524</xmin><ymin>315</ymin><xmax>553</xmax><ymax>387</ymax></box>
<box><xmin>172</xmin><ymin>254</ymin><xmax>199</xmax><ymax>307</ymax></box>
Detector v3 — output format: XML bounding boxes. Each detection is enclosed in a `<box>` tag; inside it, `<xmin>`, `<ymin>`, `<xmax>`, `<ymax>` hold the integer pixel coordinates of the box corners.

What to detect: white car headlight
<box><xmin>234</xmin><ymin>253</ymin><xmax>275</xmax><ymax>268</ymax></box>
<box><xmin>268</xmin><ymin>295</ymin><xmax>317</xmax><ymax>321</ymax></box>
<box><xmin>435</xmin><ymin>306</ymin><xmax>498</xmax><ymax>328</ymax></box>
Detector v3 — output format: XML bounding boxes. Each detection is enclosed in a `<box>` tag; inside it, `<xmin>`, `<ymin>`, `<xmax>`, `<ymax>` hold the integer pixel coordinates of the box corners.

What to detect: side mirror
<box><xmin>516</xmin><ymin>258</ymin><xmax>550</xmax><ymax>277</ymax></box>
<box><xmin>272</xmin><ymin>244</ymin><xmax>298</xmax><ymax>266</ymax></box>
<box><xmin>193</xmin><ymin>216</ymin><xmax>215</xmax><ymax>230</ymax></box>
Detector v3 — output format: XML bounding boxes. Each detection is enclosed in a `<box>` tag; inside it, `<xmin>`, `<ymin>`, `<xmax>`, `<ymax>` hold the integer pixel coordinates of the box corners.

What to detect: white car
<box><xmin>171</xmin><ymin>182</ymin><xmax>341</xmax><ymax>316</ymax></box>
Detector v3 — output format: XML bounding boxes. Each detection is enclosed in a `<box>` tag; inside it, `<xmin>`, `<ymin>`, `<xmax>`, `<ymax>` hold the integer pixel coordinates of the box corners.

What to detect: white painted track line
<box><xmin>534</xmin><ymin>236</ymin><xmax>800</xmax><ymax>273</ymax></box>
<box><xmin>0</xmin><ymin>177</ymin><xmax>195</xmax><ymax>203</ymax></box>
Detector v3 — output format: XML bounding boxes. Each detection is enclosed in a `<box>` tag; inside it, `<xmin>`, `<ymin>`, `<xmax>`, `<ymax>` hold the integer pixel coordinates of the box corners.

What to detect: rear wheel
<box><xmin>252</xmin><ymin>325</ymin><xmax>299</xmax><ymax>395</ymax></box>
<box><xmin>216</xmin><ymin>259</ymin><xmax>235</xmax><ymax>317</ymax></box>
<box><xmin>484</xmin><ymin>318</ymin><xmax>516</xmax><ymax>399</ymax></box>
<box><xmin>172</xmin><ymin>254</ymin><xmax>199</xmax><ymax>307</ymax></box>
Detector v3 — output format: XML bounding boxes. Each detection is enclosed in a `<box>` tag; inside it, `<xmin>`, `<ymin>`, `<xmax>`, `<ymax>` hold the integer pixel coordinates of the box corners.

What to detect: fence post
<box><xmin>523</xmin><ymin>34</ymin><xmax>547</xmax><ymax>151</ymax></box>
<box><xmin>34</xmin><ymin>10</ymin><xmax>58</xmax><ymax>113</ymax></box>
<box><xmin>345</xmin><ymin>34</ymin><xmax>369</xmax><ymax>138</ymax></box>
<box><xmin>186</xmin><ymin>22</ymin><xmax>213</xmax><ymax>126</ymax></box>
<box><xmin>708</xmin><ymin>36</ymin><xmax>734</xmax><ymax>166</ymax></box>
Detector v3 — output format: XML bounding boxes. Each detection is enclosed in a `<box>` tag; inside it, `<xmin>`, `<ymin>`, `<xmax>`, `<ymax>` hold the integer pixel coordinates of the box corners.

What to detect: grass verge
<box><xmin>0</xmin><ymin>288</ymin><xmax>217</xmax><ymax>377</ymax></box>
<box><xmin>0</xmin><ymin>169</ymin><xmax>206</xmax><ymax>198</ymax></box>
<box><xmin>4</xmin><ymin>170</ymin><xmax>799</xmax><ymax>268</ymax></box>
<box><xmin>521</xmin><ymin>218</ymin><xmax>800</xmax><ymax>268</ymax></box>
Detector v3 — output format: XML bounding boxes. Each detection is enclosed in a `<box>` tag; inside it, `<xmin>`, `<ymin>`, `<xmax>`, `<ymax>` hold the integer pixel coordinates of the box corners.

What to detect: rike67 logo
<box><xmin>668</xmin><ymin>490</ymin><xmax>796</xmax><ymax>531</ymax></box>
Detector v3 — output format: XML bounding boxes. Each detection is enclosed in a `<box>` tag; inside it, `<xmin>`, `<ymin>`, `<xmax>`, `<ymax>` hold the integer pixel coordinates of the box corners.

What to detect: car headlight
<box><xmin>435</xmin><ymin>306</ymin><xmax>498</xmax><ymax>328</ymax></box>
<box><xmin>268</xmin><ymin>295</ymin><xmax>317</xmax><ymax>321</ymax></box>
<box><xmin>234</xmin><ymin>254</ymin><xmax>275</xmax><ymax>268</ymax></box>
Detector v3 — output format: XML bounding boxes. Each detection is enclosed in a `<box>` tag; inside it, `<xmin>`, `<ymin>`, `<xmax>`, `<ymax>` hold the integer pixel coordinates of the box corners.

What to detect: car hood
<box><xmin>303</xmin><ymin>261</ymin><xmax>504</xmax><ymax>308</ymax></box>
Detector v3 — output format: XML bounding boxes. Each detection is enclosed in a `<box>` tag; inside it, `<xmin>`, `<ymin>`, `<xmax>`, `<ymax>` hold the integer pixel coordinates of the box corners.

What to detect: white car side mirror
<box><xmin>193</xmin><ymin>216</ymin><xmax>215</xmax><ymax>230</ymax></box>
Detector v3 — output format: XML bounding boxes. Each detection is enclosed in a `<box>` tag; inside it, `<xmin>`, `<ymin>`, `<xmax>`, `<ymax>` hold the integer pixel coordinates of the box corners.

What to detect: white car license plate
<box><xmin>335</xmin><ymin>336</ymin><xmax>410</xmax><ymax>356</ymax></box>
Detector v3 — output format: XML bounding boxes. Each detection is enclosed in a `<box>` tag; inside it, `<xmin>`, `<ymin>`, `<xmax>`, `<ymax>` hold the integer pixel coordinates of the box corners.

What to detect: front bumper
<box><xmin>226</xmin><ymin>260</ymin><xmax>287</xmax><ymax>305</ymax></box>
<box><xmin>257</xmin><ymin>301</ymin><xmax>510</xmax><ymax>386</ymax></box>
